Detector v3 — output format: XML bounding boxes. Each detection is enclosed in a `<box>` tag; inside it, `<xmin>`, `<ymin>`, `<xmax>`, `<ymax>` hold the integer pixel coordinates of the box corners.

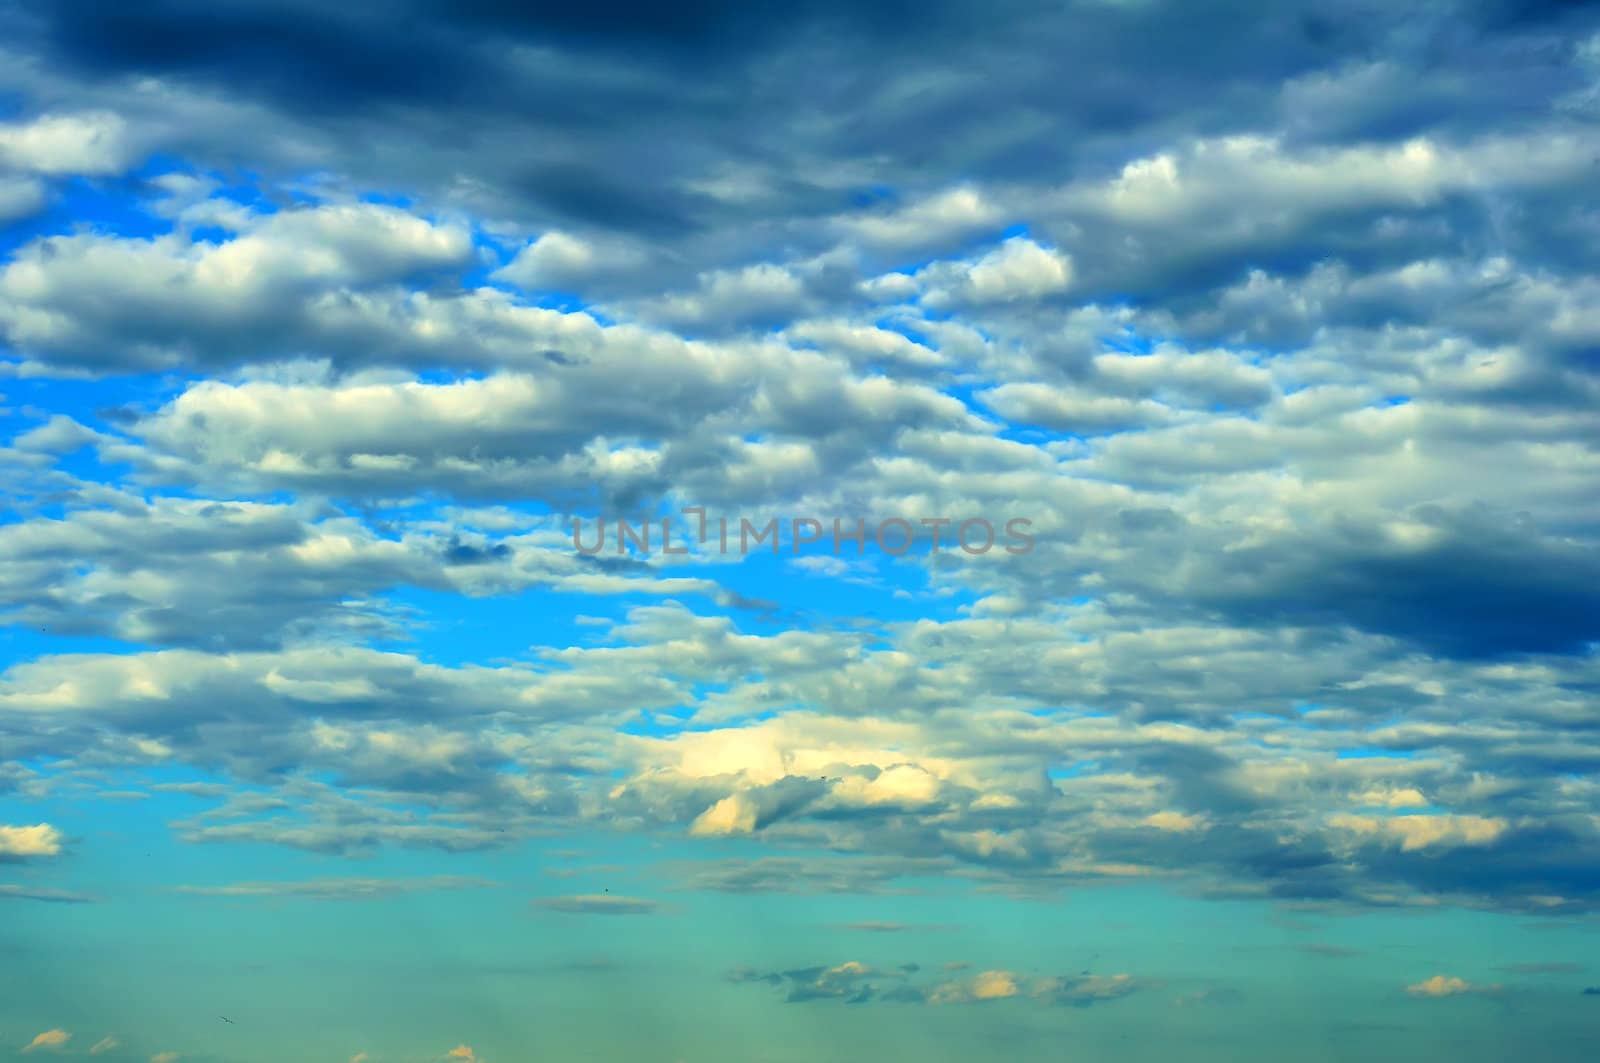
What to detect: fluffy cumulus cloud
<box><xmin>1</xmin><ymin>0</ymin><xmax>1599</xmax><ymax>1056</ymax></box>
<box><xmin>1406</xmin><ymin>974</ymin><xmax>1500</xmax><ymax>998</ymax></box>
<box><xmin>0</xmin><ymin>112</ymin><xmax>132</xmax><ymax>176</ymax></box>
<box><xmin>0</xmin><ymin>823</ymin><xmax>63</xmax><ymax>859</ymax></box>
<box><xmin>0</xmin><ymin>111</ymin><xmax>133</xmax><ymax>224</ymax></box>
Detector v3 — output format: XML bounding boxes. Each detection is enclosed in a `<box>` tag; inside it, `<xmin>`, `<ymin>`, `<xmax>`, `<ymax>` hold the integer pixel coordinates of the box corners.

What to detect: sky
<box><xmin>1</xmin><ymin>0</ymin><xmax>1599</xmax><ymax>1060</ymax></box>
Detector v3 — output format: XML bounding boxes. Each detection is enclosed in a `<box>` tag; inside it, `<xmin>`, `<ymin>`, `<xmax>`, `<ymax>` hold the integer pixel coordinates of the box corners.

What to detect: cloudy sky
<box><xmin>2</xmin><ymin>1</ymin><xmax>1599</xmax><ymax>1060</ymax></box>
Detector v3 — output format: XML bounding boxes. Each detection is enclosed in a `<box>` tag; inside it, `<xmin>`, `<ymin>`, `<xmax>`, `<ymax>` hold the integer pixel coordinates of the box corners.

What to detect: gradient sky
<box><xmin>2</xmin><ymin>2</ymin><xmax>1600</xmax><ymax>1061</ymax></box>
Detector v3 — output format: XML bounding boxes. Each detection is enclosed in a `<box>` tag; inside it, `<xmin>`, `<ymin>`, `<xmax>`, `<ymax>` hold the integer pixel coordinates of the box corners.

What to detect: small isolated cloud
<box><xmin>20</xmin><ymin>1029</ymin><xmax>70</xmax><ymax>1054</ymax></box>
<box><xmin>89</xmin><ymin>1038</ymin><xmax>120</xmax><ymax>1055</ymax></box>
<box><xmin>971</xmin><ymin>970</ymin><xmax>1021</xmax><ymax>1001</ymax></box>
<box><xmin>444</xmin><ymin>1047</ymin><xmax>477</xmax><ymax>1062</ymax></box>
<box><xmin>150</xmin><ymin>1053</ymin><xmax>179</xmax><ymax>1063</ymax></box>
<box><xmin>839</xmin><ymin>921</ymin><xmax>951</xmax><ymax>933</ymax></box>
<box><xmin>0</xmin><ymin>884</ymin><xmax>94</xmax><ymax>904</ymax></box>
<box><xmin>176</xmin><ymin>876</ymin><xmax>498</xmax><ymax>901</ymax></box>
<box><xmin>533</xmin><ymin>894</ymin><xmax>659</xmax><ymax>915</ymax></box>
<box><xmin>1406</xmin><ymin>975</ymin><xmax>1498</xmax><ymax>998</ymax></box>
<box><xmin>0</xmin><ymin>824</ymin><xmax>63</xmax><ymax>860</ymax></box>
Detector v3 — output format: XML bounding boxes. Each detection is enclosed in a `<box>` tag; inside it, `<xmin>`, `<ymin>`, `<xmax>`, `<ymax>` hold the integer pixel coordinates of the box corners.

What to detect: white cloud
<box><xmin>0</xmin><ymin>824</ymin><xmax>63</xmax><ymax>859</ymax></box>
<box><xmin>0</xmin><ymin>112</ymin><xmax>132</xmax><ymax>176</ymax></box>
<box><xmin>1406</xmin><ymin>974</ymin><xmax>1497</xmax><ymax>998</ymax></box>
<box><xmin>492</xmin><ymin>231</ymin><xmax>646</xmax><ymax>290</ymax></box>
<box><xmin>1063</xmin><ymin>133</ymin><xmax>1591</xmax><ymax>227</ymax></box>
<box><xmin>1329</xmin><ymin>813</ymin><xmax>1510</xmax><ymax>852</ymax></box>
<box><xmin>842</xmin><ymin>186</ymin><xmax>1003</xmax><ymax>252</ymax></box>
<box><xmin>917</xmin><ymin>237</ymin><xmax>1073</xmax><ymax>308</ymax></box>
<box><xmin>0</xmin><ymin>202</ymin><xmax>472</xmax><ymax>370</ymax></box>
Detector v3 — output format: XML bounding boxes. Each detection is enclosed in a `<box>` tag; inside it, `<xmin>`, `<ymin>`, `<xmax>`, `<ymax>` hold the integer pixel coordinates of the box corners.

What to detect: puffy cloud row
<box><xmin>4</xmin><ymin>600</ymin><xmax>1597</xmax><ymax>911</ymax></box>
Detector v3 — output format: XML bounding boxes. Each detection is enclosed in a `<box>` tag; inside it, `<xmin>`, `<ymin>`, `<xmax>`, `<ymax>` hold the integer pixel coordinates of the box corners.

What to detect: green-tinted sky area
<box><xmin>4</xmin><ymin>795</ymin><xmax>1597</xmax><ymax>1063</ymax></box>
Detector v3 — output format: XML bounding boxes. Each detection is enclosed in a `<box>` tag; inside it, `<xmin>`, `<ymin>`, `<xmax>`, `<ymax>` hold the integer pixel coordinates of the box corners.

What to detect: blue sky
<box><xmin>2</xmin><ymin>1</ymin><xmax>1600</xmax><ymax>1061</ymax></box>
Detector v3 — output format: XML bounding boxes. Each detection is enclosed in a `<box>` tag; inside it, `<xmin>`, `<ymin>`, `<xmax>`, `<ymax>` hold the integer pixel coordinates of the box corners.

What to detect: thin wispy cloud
<box><xmin>533</xmin><ymin>894</ymin><xmax>661</xmax><ymax>915</ymax></box>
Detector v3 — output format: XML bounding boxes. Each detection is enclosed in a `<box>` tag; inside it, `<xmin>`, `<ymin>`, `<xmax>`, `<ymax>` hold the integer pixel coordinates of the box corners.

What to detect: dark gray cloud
<box><xmin>5</xmin><ymin>0</ymin><xmax>1596</xmax><ymax>263</ymax></box>
<box><xmin>1185</xmin><ymin>502</ymin><xmax>1600</xmax><ymax>659</ymax></box>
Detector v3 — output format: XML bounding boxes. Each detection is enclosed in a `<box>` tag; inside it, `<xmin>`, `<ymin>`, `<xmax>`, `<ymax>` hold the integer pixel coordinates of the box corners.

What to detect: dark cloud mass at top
<box><xmin>12</xmin><ymin>0</ymin><xmax>1595</xmax><ymax>244</ymax></box>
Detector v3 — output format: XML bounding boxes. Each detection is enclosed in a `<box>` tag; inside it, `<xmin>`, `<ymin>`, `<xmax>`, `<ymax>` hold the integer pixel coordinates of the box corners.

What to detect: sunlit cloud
<box><xmin>20</xmin><ymin>1030</ymin><xmax>69</xmax><ymax>1055</ymax></box>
